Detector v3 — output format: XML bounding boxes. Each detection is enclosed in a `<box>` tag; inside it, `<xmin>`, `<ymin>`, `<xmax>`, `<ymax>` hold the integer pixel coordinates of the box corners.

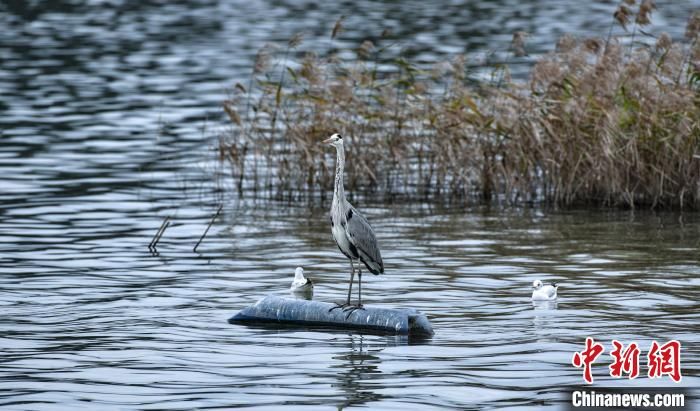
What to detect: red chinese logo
<box><xmin>609</xmin><ymin>340</ymin><xmax>640</xmax><ymax>379</ymax></box>
<box><xmin>572</xmin><ymin>337</ymin><xmax>605</xmax><ymax>384</ymax></box>
<box><xmin>572</xmin><ymin>338</ymin><xmax>682</xmax><ymax>384</ymax></box>
<box><xmin>648</xmin><ymin>340</ymin><xmax>682</xmax><ymax>383</ymax></box>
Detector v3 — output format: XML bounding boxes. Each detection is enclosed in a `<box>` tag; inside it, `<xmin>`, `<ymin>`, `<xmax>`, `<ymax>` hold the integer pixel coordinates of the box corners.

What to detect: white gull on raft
<box><xmin>290</xmin><ymin>267</ymin><xmax>313</xmax><ymax>295</ymax></box>
<box><xmin>531</xmin><ymin>279</ymin><xmax>558</xmax><ymax>301</ymax></box>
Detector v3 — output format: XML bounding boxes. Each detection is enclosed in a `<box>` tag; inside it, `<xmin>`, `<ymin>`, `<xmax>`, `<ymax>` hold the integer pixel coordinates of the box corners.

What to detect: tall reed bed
<box><xmin>219</xmin><ymin>3</ymin><xmax>700</xmax><ymax>209</ymax></box>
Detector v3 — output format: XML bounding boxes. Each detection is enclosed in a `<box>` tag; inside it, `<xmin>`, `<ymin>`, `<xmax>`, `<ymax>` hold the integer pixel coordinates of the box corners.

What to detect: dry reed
<box><xmin>218</xmin><ymin>3</ymin><xmax>700</xmax><ymax>209</ymax></box>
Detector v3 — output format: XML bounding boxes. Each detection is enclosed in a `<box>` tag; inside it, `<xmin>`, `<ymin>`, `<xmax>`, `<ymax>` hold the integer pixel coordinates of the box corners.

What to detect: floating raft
<box><xmin>229</xmin><ymin>295</ymin><xmax>434</xmax><ymax>337</ymax></box>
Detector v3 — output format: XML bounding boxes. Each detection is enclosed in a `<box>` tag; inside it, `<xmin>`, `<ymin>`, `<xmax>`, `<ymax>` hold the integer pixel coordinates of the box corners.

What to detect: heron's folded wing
<box><xmin>345</xmin><ymin>206</ymin><xmax>383</xmax><ymax>268</ymax></box>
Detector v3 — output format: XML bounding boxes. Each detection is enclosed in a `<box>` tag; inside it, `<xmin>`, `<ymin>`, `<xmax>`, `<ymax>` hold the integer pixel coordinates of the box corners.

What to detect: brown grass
<box><xmin>218</xmin><ymin>5</ymin><xmax>700</xmax><ymax>209</ymax></box>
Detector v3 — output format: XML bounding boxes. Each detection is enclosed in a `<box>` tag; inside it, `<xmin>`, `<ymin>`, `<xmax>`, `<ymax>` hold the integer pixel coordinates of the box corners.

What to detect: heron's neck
<box><xmin>333</xmin><ymin>145</ymin><xmax>345</xmax><ymax>203</ymax></box>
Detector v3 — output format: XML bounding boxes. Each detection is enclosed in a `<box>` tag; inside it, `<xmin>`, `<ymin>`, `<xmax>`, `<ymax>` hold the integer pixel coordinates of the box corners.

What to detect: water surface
<box><xmin>1</xmin><ymin>1</ymin><xmax>699</xmax><ymax>409</ymax></box>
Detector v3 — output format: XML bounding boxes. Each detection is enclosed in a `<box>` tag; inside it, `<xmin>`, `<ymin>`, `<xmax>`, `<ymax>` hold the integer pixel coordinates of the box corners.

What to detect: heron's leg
<box><xmin>345</xmin><ymin>260</ymin><xmax>355</xmax><ymax>305</ymax></box>
<box><xmin>344</xmin><ymin>267</ymin><xmax>366</xmax><ymax>318</ymax></box>
<box><xmin>329</xmin><ymin>259</ymin><xmax>355</xmax><ymax>312</ymax></box>
<box><xmin>358</xmin><ymin>268</ymin><xmax>362</xmax><ymax>306</ymax></box>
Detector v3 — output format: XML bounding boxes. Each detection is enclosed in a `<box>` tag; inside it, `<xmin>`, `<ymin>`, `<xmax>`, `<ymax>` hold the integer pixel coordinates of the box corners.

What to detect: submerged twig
<box><xmin>149</xmin><ymin>216</ymin><xmax>171</xmax><ymax>251</ymax></box>
<box><xmin>154</xmin><ymin>220</ymin><xmax>170</xmax><ymax>247</ymax></box>
<box><xmin>194</xmin><ymin>204</ymin><xmax>223</xmax><ymax>253</ymax></box>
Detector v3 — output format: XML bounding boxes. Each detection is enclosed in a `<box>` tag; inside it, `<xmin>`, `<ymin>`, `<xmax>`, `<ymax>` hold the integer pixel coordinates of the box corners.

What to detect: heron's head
<box><xmin>294</xmin><ymin>267</ymin><xmax>305</xmax><ymax>281</ymax></box>
<box><xmin>532</xmin><ymin>279</ymin><xmax>543</xmax><ymax>289</ymax></box>
<box><xmin>322</xmin><ymin>133</ymin><xmax>343</xmax><ymax>148</ymax></box>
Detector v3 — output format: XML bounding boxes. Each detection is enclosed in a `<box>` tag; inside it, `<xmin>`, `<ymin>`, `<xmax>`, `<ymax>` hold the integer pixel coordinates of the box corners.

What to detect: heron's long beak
<box><xmin>321</xmin><ymin>137</ymin><xmax>333</xmax><ymax>145</ymax></box>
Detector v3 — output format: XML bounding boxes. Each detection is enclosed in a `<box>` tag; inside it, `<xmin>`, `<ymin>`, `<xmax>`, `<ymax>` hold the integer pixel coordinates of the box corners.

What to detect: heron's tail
<box><xmin>361</xmin><ymin>258</ymin><xmax>383</xmax><ymax>275</ymax></box>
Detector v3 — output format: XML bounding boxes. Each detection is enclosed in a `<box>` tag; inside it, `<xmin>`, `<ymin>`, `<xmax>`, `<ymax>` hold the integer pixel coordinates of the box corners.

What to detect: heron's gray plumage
<box><xmin>327</xmin><ymin>134</ymin><xmax>383</xmax><ymax>276</ymax></box>
<box><xmin>345</xmin><ymin>205</ymin><xmax>383</xmax><ymax>274</ymax></box>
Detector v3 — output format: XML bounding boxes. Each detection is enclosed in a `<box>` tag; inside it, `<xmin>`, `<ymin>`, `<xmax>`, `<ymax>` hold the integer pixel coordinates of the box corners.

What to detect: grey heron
<box><xmin>531</xmin><ymin>279</ymin><xmax>558</xmax><ymax>301</ymax></box>
<box><xmin>322</xmin><ymin>133</ymin><xmax>384</xmax><ymax>316</ymax></box>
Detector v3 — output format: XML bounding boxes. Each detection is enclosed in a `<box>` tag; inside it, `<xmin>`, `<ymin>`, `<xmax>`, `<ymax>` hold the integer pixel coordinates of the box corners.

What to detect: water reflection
<box><xmin>532</xmin><ymin>300</ymin><xmax>559</xmax><ymax>344</ymax></box>
<box><xmin>332</xmin><ymin>335</ymin><xmax>386</xmax><ymax>409</ymax></box>
<box><xmin>2</xmin><ymin>0</ymin><xmax>700</xmax><ymax>409</ymax></box>
<box><xmin>532</xmin><ymin>300</ymin><xmax>558</xmax><ymax>311</ymax></box>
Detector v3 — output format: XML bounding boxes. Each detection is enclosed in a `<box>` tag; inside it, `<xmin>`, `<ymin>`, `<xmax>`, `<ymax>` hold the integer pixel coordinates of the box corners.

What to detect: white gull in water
<box><xmin>531</xmin><ymin>279</ymin><xmax>558</xmax><ymax>301</ymax></box>
<box><xmin>290</xmin><ymin>267</ymin><xmax>313</xmax><ymax>295</ymax></box>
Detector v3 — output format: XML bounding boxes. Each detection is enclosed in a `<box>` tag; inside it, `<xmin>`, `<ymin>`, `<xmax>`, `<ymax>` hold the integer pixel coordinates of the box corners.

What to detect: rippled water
<box><xmin>2</xmin><ymin>1</ymin><xmax>700</xmax><ymax>409</ymax></box>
